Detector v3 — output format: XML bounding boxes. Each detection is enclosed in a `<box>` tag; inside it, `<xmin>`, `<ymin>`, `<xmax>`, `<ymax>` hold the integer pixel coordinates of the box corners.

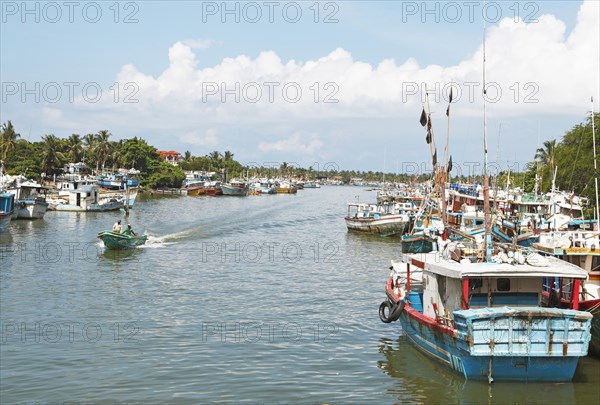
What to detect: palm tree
<box><xmin>535</xmin><ymin>140</ymin><xmax>557</xmax><ymax>190</ymax></box>
<box><xmin>110</xmin><ymin>140</ymin><xmax>124</xmax><ymax>170</ymax></box>
<box><xmin>535</xmin><ymin>140</ymin><xmax>557</xmax><ymax>171</ymax></box>
<box><xmin>82</xmin><ymin>133</ymin><xmax>96</xmax><ymax>166</ymax></box>
<box><xmin>208</xmin><ymin>150</ymin><xmax>222</xmax><ymax>160</ymax></box>
<box><xmin>41</xmin><ymin>134</ymin><xmax>65</xmax><ymax>175</ymax></box>
<box><xmin>224</xmin><ymin>150</ymin><xmax>234</xmax><ymax>161</ymax></box>
<box><xmin>66</xmin><ymin>133</ymin><xmax>83</xmax><ymax>163</ymax></box>
<box><xmin>0</xmin><ymin>120</ymin><xmax>20</xmax><ymax>160</ymax></box>
<box><xmin>184</xmin><ymin>150</ymin><xmax>192</xmax><ymax>161</ymax></box>
<box><xmin>95</xmin><ymin>130</ymin><xmax>112</xmax><ymax>170</ymax></box>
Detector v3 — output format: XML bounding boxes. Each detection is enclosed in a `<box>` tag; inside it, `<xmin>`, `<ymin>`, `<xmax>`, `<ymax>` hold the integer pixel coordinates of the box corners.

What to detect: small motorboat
<box><xmin>97</xmin><ymin>230</ymin><xmax>148</xmax><ymax>249</ymax></box>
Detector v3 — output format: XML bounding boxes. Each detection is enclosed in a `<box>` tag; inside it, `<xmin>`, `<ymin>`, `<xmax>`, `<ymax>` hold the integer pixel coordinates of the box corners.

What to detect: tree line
<box><xmin>1</xmin><ymin>113</ymin><xmax>598</xmax><ymax>195</ymax></box>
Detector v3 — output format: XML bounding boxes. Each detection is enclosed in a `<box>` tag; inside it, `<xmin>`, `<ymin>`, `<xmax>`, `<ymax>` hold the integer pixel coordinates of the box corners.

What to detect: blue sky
<box><xmin>1</xmin><ymin>1</ymin><xmax>598</xmax><ymax>174</ymax></box>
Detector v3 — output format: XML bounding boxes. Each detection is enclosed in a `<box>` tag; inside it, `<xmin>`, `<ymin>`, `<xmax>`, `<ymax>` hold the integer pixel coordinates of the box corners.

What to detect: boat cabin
<box><xmin>401</xmin><ymin>251</ymin><xmax>589</xmax><ymax>322</ymax></box>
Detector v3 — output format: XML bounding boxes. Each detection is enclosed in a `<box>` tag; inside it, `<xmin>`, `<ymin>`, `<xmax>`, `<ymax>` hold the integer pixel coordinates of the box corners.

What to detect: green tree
<box><xmin>66</xmin><ymin>133</ymin><xmax>83</xmax><ymax>163</ymax></box>
<box><xmin>41</xmin><ymin>134</ymin><xmax>65</xmax><ymax>175</ymax></box>
<box><xmin>95</xmin><ymin>130</ymin><xmax>112</xmax><ymax>170</ymax></box>
<box><xmin>0</xmin><ymin>120</ymin><xmax>20</xmax><ymax>161</ymax></box>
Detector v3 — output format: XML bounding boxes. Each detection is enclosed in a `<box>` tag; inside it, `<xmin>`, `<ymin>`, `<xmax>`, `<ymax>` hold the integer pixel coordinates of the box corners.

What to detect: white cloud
<box><xmin>99</xmin><ymin>0</ymin><xmax>597</xmax><ymax>122</ymax></box>
<box><xmin>182</xmin><ymin>38</ymin><xmax>216</xmax><ymax>50</ymax></box>
<box><xmin>179</xmin><ymin>128</ymin><xmax>219</xmax><ymax>147</ymax></box>
<box><xmin>259</xmin><ymin>133</ymin><xmax>323</xmax><ymax>154</ymax></box>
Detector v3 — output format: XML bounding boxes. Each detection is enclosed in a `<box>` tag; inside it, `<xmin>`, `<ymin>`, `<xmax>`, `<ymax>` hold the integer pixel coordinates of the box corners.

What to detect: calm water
<box><xmin>1</xmin><ymin>186</ymin><xmax>599</xmax><ymax>404</ymax></box>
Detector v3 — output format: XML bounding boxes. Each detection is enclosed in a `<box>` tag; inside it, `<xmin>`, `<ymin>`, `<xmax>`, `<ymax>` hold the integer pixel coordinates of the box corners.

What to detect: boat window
<box><xmin>497</xmin><ymin>278</ymin><xmax>510</xmax><ymax>292</ymax></box>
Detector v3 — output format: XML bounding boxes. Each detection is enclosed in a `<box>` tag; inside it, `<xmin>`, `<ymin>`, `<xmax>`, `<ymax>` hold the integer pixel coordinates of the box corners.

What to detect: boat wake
<box><xmin>141</xmin><ymin>225</ymin><xmax>213</xmax><ymax>247</ymax></box>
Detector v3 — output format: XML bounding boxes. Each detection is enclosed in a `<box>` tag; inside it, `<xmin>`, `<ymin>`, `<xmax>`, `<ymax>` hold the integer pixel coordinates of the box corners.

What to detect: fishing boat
<box><xmin>0</xmin><ymin>192</ymin><xmax>15</xmax><ymax>231</ymax></box>
<box><xmin>97</xmin><ymin>170</ymin><xmax>140</xmax><ymax>190</ymax></box>
<box><xmin>203</xmin><ymin>181</ymin><xmax>223</xmax><ymax>196</ymax></box>
<box><xmin>275</xmin><ymin>181</ymin><xmax>298</xmax><ymax>194</ymax></box>
<box><xmin>0</xmin><ymin>163</ymin><xmax>15</xmax><ymax>231</ymax></box>
<box><xmin>52</xmin><ymin>185</ymin><xmax>124</xmax><ymax>212</ymax></box>
<box><xmin>7</xmin><ymin>179</ymin><xmax>49</xmax><ymax>219</ymax></box>
<box><xmin>303</xmin><ymin>181</ymin><xmax>320</xmax><ymax>188</ymax></box>
<box><xmin>345</xmin><ymin>202</ymin><xmax>412</xmax><ymax>236</ymax></box>
<box><xmin>220</xmin><ymin>181</ymin><xmax>249</xmax><ymax>196</ymax></box>
<box><xmin>97</xmin><ymin>231</ymin><xmax>147</xmax><ymax>249</ymax></box>
<box><xmin>380</xmin><ymin>248</ymin><xmax>592</xmax><ymax>382</ymax></box>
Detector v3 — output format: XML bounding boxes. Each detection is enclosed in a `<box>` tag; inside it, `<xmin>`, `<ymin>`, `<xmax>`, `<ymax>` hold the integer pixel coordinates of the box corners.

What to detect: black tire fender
<box><xmin>379</xmin><ymin>300</ymin><xmax>405</xmax><ymax>323</ymax></box>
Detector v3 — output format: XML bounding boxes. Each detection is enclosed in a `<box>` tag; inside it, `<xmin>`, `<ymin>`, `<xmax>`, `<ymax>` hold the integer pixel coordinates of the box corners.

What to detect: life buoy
<box><xmin>379</xmin><ymin>300</ymin><xmax>405</xmax><ymax>323</ymax></box>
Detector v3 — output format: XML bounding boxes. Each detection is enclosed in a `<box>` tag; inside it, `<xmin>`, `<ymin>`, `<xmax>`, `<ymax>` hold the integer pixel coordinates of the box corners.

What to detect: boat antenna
<box><xmin>482</xmin><ymin>18</ymin><xmax>492</xmax><ymax>261</ymax></box>
<box><xmin>421</xmin><ymin>86</ymin><xmax>442</xmax><ymax>223</ymax></box>
<box><xmin>443</xmin><ymin>81</ymin><xmax>454</xmax><ymax>226</ymax></box>
<box><xmin>591</xmin><ymin>96</ymin><xmax>599</xmax><ymax>227</ymax></box>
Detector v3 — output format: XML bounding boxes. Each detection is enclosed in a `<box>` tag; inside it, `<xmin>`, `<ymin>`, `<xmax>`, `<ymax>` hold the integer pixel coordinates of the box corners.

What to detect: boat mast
<box><xmin>482</xmin><ymin>22</ymin><xmax>492</xmax><ymax>261</ymax></box>
<box><xmin>591</xmin><ymin>97</ymin><xmax>599</xmax><ymax>227</ymax></box>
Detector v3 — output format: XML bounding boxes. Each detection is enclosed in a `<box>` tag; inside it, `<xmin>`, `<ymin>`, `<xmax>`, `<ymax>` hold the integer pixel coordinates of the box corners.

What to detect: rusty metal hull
<box><xmin>399</xmin><ymin>305</ymin><xmax>592</xmax><ymax>382</ymax></box>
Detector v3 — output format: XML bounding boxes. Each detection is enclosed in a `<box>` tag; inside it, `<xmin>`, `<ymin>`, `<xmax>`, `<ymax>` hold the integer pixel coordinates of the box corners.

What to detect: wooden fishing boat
<box><xmin>220</xmin><ymin>181</ymin><xmax>249</xmax><ymax>196</ymax></box>
<box><xmin>345</xmin><ymin>202</ymin><xmax>412</xmax><ymax>236</ymax></box>
<box><xmin>203</xmin><ymin>181</ymin><xmax>222</xmax><ymax>196</ymax></box>
<box><xmin>380</xmin><ymin>249</ymin><xmax>592</xmax><ymax>382</ymax></box>
<box><xmin>97</xmin><ymin>230</ymin><xmax>148</xmax><ymax>249</ymax></box>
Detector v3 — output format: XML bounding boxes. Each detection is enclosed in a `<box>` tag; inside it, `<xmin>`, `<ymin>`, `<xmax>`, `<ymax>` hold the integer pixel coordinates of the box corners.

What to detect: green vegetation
<box><xmin>0</xmin><ymin>125</ymin><xmax>185</xmax><ymax>189</ymax></box>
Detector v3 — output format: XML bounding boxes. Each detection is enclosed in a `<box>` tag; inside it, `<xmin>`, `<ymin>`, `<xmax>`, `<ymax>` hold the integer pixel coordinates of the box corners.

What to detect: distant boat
<box><xmin>221</xmin><ymin>181</ymin><xmax>249</xmax><ymax>196</ymax></box>
<box><xmin>185</xmin><ymin>186</ymin><xmax>205</xmax><ymax>196</ymax></box>
<box><xmin>97</xmin><ymin>171</ymin><xmax>140</xmax><ymax>190</ymax></box>
<box><xmin>203</xmin><ymin>181</ymin><xmax>223</xmax><ymax>196</ymax></box>
<box><xmin>303</xmin><ymin>181</ymin><xmax>321</xmax><ymax>189</ymax></box>
<box><xmin>0</xmin><ymin>192</ymin><xmax>15</xmax><ymax>231</ymax></box>
<box><xmin>275</xmin><ymin>181</ymin><xmax>298</xmax><ymax>194</ymax></box>
<box><xmin>249</xmin><ymin>181</ymin><xmax>277</xmax><ymax>195</ymax></box>
<box><xmin>97</xmin><ymin>230</ymin><xmax>147</xmax><ymax>249</ymax></box>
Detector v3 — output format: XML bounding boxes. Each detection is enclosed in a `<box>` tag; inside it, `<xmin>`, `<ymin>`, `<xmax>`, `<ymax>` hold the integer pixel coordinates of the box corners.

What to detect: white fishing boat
<box><xmin>7</xmin><ymin>179</ymin><xmax>49</xmax><ymax>219</ymax></box>
<box><xmin>52</xmin><ymin>185</ymin><xmax>124</xmax><ymax>212</ymax></box>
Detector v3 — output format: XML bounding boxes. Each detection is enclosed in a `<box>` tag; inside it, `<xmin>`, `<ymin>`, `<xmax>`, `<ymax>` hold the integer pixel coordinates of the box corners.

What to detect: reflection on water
<box><xmin>377</xmin><ymin>334</ymin><xmax>600</xmax><ymax>404</ymax></box>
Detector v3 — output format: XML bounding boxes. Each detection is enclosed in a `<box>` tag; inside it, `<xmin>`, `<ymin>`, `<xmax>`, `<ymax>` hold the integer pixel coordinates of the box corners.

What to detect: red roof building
<box><xmin>157</xmin><ymin>150</ymin><xmax>183</xmax><ymax>166</ymax></box>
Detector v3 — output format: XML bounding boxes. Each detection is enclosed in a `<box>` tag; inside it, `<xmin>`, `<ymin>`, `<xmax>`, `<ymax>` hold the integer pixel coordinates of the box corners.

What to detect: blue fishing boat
<box><xmin>380</xmin><ymin>248</ymin><xmax>592</xmax><ymax>382</ymax></box>
<box><xmin>97</xmin><ymin>171</ymin><xmax>140</xmax><ymax>190</ymax></box>
<box><xmin>97</xmin><ymin>230</ymin><xmax>147</xmax><ymax>249</ymax></box>
<box><xmin>0</xmin><ymin>192</ymin><xmax>15</xmax><ymax>231</ymax></box>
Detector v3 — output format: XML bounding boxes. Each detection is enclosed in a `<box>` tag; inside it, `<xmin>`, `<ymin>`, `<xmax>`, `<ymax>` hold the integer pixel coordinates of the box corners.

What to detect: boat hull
<box><xmin>0</xmin><ymin>212</ymin><xmax>11</xmax><ymax>231</ymax></box>
<box><xmin>345</xmin><ymin>216</ymin><xmax>408</xmax><ymax>236</ymax></box>
<box><xmin>204</xmin><ymin>187</ymin><xmax>222</xmax><ymax>196</ymax></box>
<box><xmin>401</xmin><ymin>235</ymin><xmax>437</xmax><ymax>253</ymax></box>
<box><xmin>398</xmin><ymin>304</ymin><xmax>590</xmax><ymax>382</ymax></box>
<box><xmin>54</xmin><ymin>200</ymin><xmax>123</xmax><ymax>212</ymax></box>
<box><xmin>15</xmin><ymin>200</ymin><xmax>48</xmax><ymax>219</ymax></box>
<box><xmin>220</xmin><ymin>184</ymin><xmax>248</xmax><ymax>196</ymax></box>
<box><xmin>97</xmin><ymin>231</ymin><xmax>147</xmax><ymax>249</ymax></box>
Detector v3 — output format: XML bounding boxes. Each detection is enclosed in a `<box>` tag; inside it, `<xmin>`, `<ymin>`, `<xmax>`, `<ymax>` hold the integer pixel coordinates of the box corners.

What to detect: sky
<box><xmin>1</xmin><ymin>0</ymin><xmax>599</xmax><ymax>175</ymax></box>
